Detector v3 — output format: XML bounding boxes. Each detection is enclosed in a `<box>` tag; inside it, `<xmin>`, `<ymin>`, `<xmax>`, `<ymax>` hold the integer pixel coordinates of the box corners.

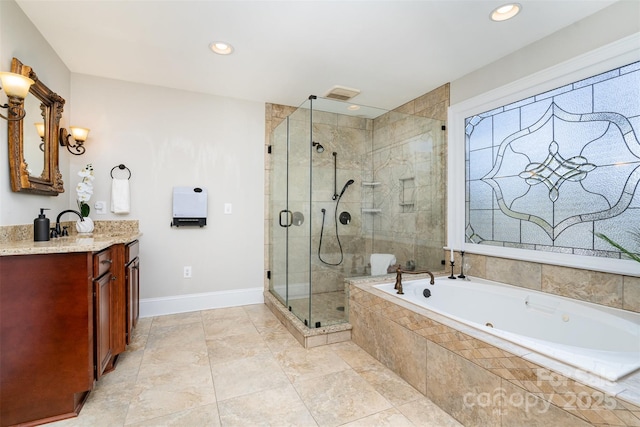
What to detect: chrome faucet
<box><xmin>394</xmin><ymin>265</ymin><xmax>435</xmax><ymax>295</ymax></box>
<box><xmin>53</xmin><ymin>209</ymin><xmax>83</xmax><ymax>237</ymax></box>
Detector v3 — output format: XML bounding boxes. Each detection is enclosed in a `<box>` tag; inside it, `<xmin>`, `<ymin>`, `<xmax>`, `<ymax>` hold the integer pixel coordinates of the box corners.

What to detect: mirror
<box><xmin>24</xmin><ymin>92</ymin><xmax>44</xmax><ymax>176</ymax></box>
<box><xmin>8</xmin><ymin>57</ymin><xmax>65</xmax><ymax>195</ymax></box>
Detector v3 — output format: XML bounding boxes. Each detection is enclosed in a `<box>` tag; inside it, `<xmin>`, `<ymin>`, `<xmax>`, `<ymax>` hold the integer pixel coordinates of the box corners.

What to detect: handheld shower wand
<box><xmin>318</xmin><ymin>179</ymin><xmax>355</xmax><ymax>266</ymax></box>
<box><xmin>338</xmin><ymin>179</ymin><xmax>355</xmax><ymax>198</ymax></box>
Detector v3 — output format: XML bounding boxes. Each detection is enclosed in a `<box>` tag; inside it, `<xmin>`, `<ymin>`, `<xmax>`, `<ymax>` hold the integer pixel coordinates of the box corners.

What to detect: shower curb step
<box><xmin>264</xmin><ymin>291</ymin><xmax>352</xmax><ymax>349</ymax></box>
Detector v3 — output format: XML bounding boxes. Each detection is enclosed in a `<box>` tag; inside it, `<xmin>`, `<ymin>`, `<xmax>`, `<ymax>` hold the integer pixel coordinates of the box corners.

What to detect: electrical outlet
<box><xmin>183</xmin><ymin>266</ymin><xmax>192</xmax><ymax>278</ymax></box>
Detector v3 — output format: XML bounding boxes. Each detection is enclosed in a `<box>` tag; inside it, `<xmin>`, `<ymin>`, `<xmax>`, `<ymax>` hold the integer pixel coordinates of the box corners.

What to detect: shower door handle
<box><xmin>279</xmin><ymin>210</ymin><xmax>293</xmax><ymax>227</ymax></box>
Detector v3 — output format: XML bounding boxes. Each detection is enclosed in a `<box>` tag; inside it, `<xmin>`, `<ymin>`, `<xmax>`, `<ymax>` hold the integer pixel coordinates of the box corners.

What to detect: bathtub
<box><xmin>374</xmin><ymin>276</ymin><xmax>640</xmax><ymax>382</ymax></box>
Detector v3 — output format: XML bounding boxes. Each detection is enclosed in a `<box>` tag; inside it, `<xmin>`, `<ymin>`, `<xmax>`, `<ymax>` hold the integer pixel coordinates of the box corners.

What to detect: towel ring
<box><xmin>110</xmin><ymin>164</ymin><xmax>132</xmax><ymax>180</ymax></box>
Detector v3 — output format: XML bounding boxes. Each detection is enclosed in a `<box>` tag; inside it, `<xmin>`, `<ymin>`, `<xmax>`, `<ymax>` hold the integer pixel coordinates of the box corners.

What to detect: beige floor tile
<box><xmin>137</xmin><ymin>346</ymin><xmax>210</xmax><ymax>379</ymax></box>
<box><xmin>202</xmin><ymin>315</ymin><xmax>260</xmax><ymax>339</ymax></box>
<box><xmin>202</xmin><ymin>306</ymin><xmax>251</xmax><ymax>322</ymax></box>
<box><xmin>149</xmin><ymin>311</ymin><xmax>203</xmax><ymax>329</ymax></box>
<box><xmin>340</xmin><ymin>408</ymin><xmax>414</xmax><ymax>427</ymax></box>
<box><xmin>125</xmin><ymin>404</ymin><xmax>221</xmax><ymax>427</ymax></box>
<box><xmin>126</xmin><ymin>330</ymin><xmax>149</xmax><ymax>352</ymax></box>
<box><xmin>134</xmin><ymin>317</ymin><xmax>153</xmax><ymax>334</ymax></box>
<box><xmin>250</xmin><ymin>314</ymin><xmax>287</xmax><ymax>333</ymax></box>
<box><xmin>218</xmin><ymin>384</ymin><xmax>318</xmax><ymax>427</ymax></box>
<box><xmin>328</xmin><ymin>340</ymin><xmax>384</xmax><ymax>371</ymax></box>
<box><xmin>49</xmin><ymin>381</ymin><xmax>137</xmax><ymax>427</ymax></box>
<box><xmin>260</xmin><ymin>327</ymin><xmax>303</xmax><ymax>351</ymax></box>
<box><xmin>206</xmin><ymin>332</ymin><xmax>272</xmax><ymax>364</ymax></box>
<box><xmin>97</xmin><ymin>349</ymin><xmax>143</xmax><ymax>387</ymax></box>
<box><xmin>243</xmin><ymin>302</ymin><xmax>275</xmax><ymax>317</ymax></box>
<box><xmin>356</xmin><ymin>365</ymin><xmax>424</xmax><ymax>407</ymax></box>
<box><xmin>397</xmin><ymin>396</ymin><xmax>464</xmax><ymax>426</ymax></box>
<box><xmin>146</xmin><ymin>321</ymin><xmax>206</xmax><ymax>350</ymax></box>
<box><xmin>274</xmin><ymin>345</ymin><xmax>352</xmax><ymax>383</ymax></box>
<box><xmin>211</xmin><ymin>352</ymin><xmax>290</xmax><ymax>401</ymax></box>
<box><xmin>294</xmin><ymin>369</ymin><xmax>393</xmax><ymax>427</ymax></box>
<box><xmin>125</xmin><ymin>366</ymin><xmax>216</xmax><ymax>425</ymax></box>
<box><xmin>47</xmin><ymin>303</ymin><xmax>462</xmax><ymax>427</ymax></box>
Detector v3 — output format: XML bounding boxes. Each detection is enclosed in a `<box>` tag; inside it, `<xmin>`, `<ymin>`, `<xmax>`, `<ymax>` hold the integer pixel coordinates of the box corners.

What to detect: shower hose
<box><xmin>318</xmin><ymin>197</ymin><xmax>345</xmax><ymax>266</ymax></box>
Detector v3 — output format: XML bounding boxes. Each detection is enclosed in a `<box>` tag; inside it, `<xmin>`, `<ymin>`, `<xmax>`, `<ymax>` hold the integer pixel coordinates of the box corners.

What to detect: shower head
<box><xmin>312</xmin><ymin>142</ymin><xmax>324</xmax><ymax>153</ymax></box>
<box><xmin>338</xmin><ymin>179</ymin><xmax>355</xmax><ymax>198</ymax></box>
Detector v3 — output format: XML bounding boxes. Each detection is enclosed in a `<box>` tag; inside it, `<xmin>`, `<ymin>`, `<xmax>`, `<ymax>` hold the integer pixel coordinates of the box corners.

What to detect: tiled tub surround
<box><xmin>348</xmin><ymin>276</ymin><xmax>640</xmax><ymax>426</ymax></box>
<box><xmin>454</xmin><ymin>251</ymin><xmax>640</xmax><ymax>315</ymax></box>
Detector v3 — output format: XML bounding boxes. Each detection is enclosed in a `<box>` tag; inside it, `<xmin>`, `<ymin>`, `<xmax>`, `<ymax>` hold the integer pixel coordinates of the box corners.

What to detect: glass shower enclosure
<box><xmin>269</xmin><ymin>96</ymin><xmax>445</xmax><ymax>328</ymax></box>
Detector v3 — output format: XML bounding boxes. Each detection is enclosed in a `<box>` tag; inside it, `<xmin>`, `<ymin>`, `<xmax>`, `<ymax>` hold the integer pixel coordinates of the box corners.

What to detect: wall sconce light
<box><xmin>59</xmin><ymin>126</ymin><xmax>90</xmax><ymax>155</ymax></box>
<box><xmin>35</xmin><ymin>122</ymin><xmax>45</xmax><ymax>152</ymax></box>
<box><xmin>0</xmin><ymin>71</ymin><xmax>35</xmax><ymax>121</ymax></box>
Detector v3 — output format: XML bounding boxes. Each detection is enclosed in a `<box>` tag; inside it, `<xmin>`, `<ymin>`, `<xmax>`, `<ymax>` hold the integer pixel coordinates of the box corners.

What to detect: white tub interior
<box><xmin>374</xmin><ymin>276</ymin><xmax>640</xmax><ymax>382</ymax></box>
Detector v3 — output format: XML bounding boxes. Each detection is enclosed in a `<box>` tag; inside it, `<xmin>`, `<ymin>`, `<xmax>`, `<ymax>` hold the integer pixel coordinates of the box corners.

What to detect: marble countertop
<box><xmin>0</xmin><ymin>232</ymin><xmax>142</xmax><ymax>256</ymax></box>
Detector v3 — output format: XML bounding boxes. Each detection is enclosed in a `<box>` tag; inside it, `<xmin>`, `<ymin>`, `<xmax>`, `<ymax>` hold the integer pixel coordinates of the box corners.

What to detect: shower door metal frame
<box><xmin>269</xmin><ymin>99</ymin><xmax>315</xmax><ymax>327</ymax></box>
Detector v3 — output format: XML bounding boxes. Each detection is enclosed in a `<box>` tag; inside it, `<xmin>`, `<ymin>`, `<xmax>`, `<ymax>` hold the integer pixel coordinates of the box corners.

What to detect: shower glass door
<box><xmin>269</xmin><ymin>99</ymin><xmax>313</xmax><ymax>326</ymax></box>
<box><xmin>269</xmin><ymin>94</ymin><xmax>445</xmax><ymax>329</ymax></box>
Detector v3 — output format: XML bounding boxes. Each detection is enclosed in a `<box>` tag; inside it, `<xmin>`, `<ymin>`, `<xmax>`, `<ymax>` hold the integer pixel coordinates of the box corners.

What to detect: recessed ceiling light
<box><xmin>347</xmin><ymin>105</ymin><xmax>360</xmax><ymax>111</ymax></box>
<box><xmin>210</xmin><ymin>41</ymin><xmax>234</xmax><ymax>55</ymax></box>
<box><xmin>490</xmin><ymin>3</ymin><xmax>521</xmax><ymax>21</ymax></box>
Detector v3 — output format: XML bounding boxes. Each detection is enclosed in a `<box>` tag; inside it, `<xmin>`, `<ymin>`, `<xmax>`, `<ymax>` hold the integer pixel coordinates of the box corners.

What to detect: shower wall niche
<box><xmin>268</xmin><ymin>96</ymin><xmax>445</xmax><ymax>329</ymax></box>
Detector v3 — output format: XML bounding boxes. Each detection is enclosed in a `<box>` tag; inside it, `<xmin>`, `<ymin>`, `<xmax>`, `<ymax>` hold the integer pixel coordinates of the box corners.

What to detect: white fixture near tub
<box><xmin>370</xmin><ymin>253</ymin><xmax>396</xmax><ymax>275</ymax></box>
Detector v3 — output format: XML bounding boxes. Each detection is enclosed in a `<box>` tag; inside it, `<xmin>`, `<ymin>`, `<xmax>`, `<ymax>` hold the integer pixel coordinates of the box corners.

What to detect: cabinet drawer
<box><xmin>126</xmin><ymin>240</ymin><xmax>139</xmax><ymax>264</ymax></box>
<box><xmin>93</xmin><ymin>248</ymin><xmax>113</xmax><ymax>278</ymax></box>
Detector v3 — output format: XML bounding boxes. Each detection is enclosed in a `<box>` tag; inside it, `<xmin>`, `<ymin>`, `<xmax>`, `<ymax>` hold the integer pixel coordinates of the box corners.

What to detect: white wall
<box><xmin>0</xmin><ymin>0</ymin><xmax>71</xmax><ymax>224</ymax></box>
<box><xmin>451</xmin><ymin>1</ymin><xmax>640</xmax><ymax>105</ymax></box>
<box><xmin>70</xmin><ymin>74</ymin><xmax>266</xmax><ymax>303</ymax></box>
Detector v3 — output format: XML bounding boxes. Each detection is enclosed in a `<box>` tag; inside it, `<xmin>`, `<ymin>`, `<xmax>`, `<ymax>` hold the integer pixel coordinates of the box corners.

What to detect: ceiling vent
<box><xmin>323</xmin><ymin>85</ymin><xmax>361</xmax><ymax>101</ymax></box>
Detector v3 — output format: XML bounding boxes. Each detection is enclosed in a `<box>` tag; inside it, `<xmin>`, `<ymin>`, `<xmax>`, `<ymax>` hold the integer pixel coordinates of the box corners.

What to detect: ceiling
<box><xmin>16</xmin><ymin>0</ymin><xmax>618</xmax><ymax>110</ymax></box>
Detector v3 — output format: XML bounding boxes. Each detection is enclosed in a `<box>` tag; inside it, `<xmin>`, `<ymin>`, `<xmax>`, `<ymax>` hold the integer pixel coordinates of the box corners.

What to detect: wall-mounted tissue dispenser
<box><xmin>172</xmin><ymin>187</ymin><xmax>207</xmax><ymax>227</ymax></box>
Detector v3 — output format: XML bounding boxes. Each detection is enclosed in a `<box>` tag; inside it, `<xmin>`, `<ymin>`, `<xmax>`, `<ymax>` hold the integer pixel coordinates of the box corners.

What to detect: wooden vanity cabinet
<box><xmin>0</xmin><ymin>252</ymin><xmax>94</xmax><ymax>426</ymax></box>
<box><xmin>0</xmin><ymin>240</ymin><xmax>138</xmax><ymax>426</ymax></box>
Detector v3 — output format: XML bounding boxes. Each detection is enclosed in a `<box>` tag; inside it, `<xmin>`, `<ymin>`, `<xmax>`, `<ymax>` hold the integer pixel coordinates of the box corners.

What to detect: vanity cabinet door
<box><xmin>93</xmin><ymin>245</ymin><xmax>126</xmax><ymax>379</ymax></box>
<box><xmin>126</xmin><ymin>257</ymin><xmax>140</xmax><ymax>344</ymax></box>
<box><xmin>125</xmin><ymin>240</ymin><xmax>140</xmax><ymax>344</ymax></box>
<box><xmin>94</xmin><ymin>272</ymin><xmax>113</xmax><ymax>379</ymax></box>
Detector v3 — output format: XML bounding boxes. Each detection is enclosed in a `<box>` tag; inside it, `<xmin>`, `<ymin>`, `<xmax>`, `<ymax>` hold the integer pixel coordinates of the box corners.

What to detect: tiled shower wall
<box><xmin>366</xmin><ymin>86</ymin><xmax>448</xmax><ymax>271</ymax></box>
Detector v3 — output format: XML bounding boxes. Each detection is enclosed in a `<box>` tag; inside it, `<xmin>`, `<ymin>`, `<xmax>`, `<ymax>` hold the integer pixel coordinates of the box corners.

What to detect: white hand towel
<box><xmin>111</xmin><ymin>178</ymin><xmax>130</xmax><ymax>214</ymax></box>
<box><xmin>370</xmin><ymin>254</ymin><xmax>396</xmax><ymax>276</ymax></box>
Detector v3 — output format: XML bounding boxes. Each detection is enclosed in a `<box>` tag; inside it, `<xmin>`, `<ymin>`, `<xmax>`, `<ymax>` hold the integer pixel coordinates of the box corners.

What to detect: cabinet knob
<box><xmin>101</xmin><ymin>259</ymin><xmax>113</xmax><ymax>265</ymax></box>
<box><xmin>111</xmin><ymin>276</ymin><xmax>117</xmax><ymax>281</ymax></box>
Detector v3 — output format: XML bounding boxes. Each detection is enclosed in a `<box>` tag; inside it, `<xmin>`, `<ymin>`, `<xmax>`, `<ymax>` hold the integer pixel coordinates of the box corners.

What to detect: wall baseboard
<box><xmin>140</xmin><ymin>287</ymin><xmax>264</xmax><ymax>318</ymax></box>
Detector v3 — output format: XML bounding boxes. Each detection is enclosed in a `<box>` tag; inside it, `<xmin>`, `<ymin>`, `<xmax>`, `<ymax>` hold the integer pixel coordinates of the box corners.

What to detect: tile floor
<box><xmin>49</xmin><ymin>304</ymin><xmax>461</xmax><ymax>427</ymax></box>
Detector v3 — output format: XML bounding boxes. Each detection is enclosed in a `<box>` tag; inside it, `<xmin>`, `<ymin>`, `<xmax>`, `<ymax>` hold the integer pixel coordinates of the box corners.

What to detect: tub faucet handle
<box><xmin>394</xmin><ymin>265</ymin><xmax>404</xmax><ymax>295</ymax></box>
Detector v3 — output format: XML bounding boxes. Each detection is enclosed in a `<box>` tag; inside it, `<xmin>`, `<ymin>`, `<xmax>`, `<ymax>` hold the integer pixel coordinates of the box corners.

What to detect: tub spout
<box><xmin>54</xmin><ymin>209</ymin><xmax>83</xmax><ymax>237</ymax></box>
<box><xmin>394</xmin><ymin>265</ymin><xmax>435</xmax><ymax>295</ymax></box>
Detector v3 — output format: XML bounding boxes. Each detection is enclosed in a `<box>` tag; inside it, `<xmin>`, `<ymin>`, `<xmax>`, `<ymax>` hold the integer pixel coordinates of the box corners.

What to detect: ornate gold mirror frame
<box><xmin>8</xmin><ymin>57</ymin><xmax>65</xmax><ymax>195</ymax></box>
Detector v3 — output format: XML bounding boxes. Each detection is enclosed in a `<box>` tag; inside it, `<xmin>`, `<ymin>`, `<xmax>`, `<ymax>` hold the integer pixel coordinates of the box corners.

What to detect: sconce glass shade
<box><xmin>0</xmin><ymin>72</ymin><xmax>35</xmax><ymax>99</ymax></box>
<box><xmin>70</xmin><ymin>126</ymin><xmax>90</xmax><ymax>142</ymax></box>
<box><xmin>34</xmin><ymin>122</ymin><xmax>45</xmax><ymax>138</ymax></box>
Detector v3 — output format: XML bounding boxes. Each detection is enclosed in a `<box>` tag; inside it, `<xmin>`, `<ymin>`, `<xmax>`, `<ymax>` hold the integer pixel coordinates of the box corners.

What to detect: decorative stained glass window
<box><xmin>465</xmin><ymin>61</ymin><xmax>640</xmax><ymax>259</ymax></box>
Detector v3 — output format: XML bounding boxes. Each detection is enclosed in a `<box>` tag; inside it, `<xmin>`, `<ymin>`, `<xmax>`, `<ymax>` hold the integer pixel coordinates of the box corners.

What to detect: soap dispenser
<box><xmin>34</xmin><ymin>208</ymin><xmax>50</xmax><ymax>242</ymax></box>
